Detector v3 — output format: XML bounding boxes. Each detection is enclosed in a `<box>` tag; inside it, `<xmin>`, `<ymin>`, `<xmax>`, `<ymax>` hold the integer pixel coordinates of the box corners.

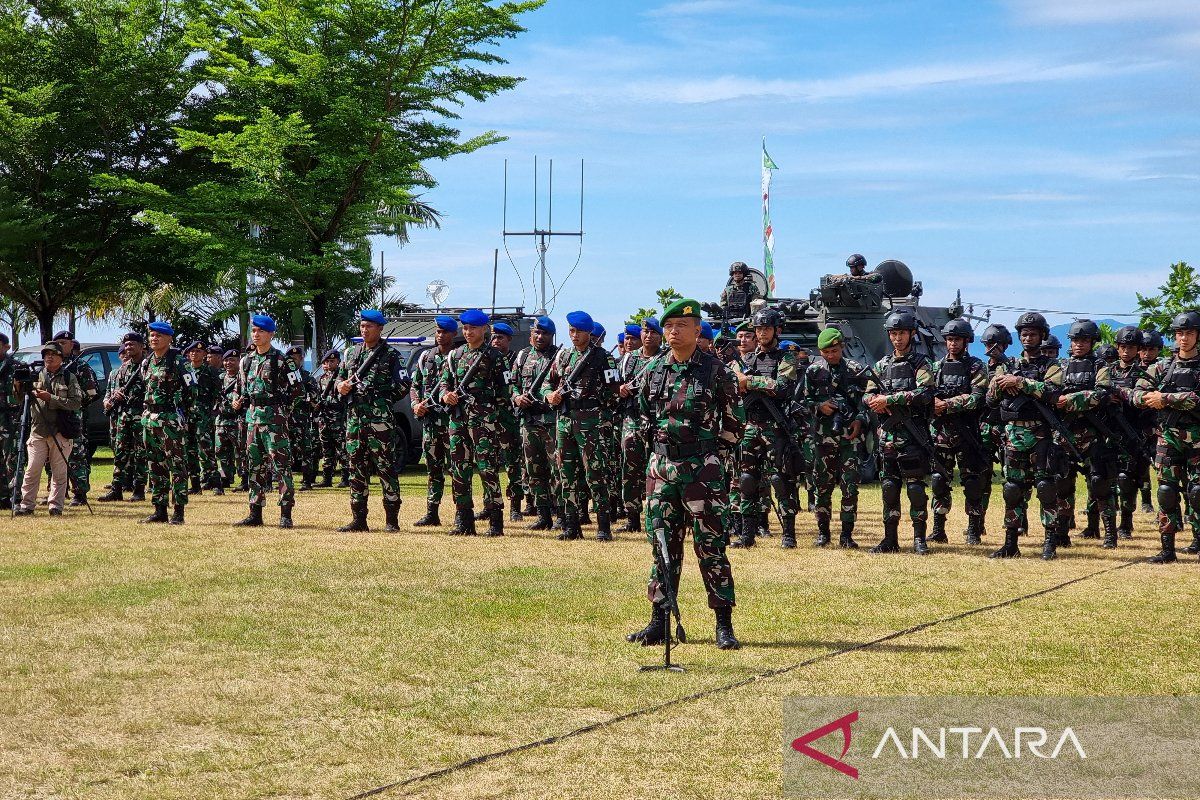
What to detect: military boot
<box><xmin>926</xmin><ymin>513</ymin><xmax>945</xmax><ymax>544</ymax></box>
<box><xmin>337</xmin><ymin>502</ymin><xmax>368</xmax><ymax>532</ymax></box>
<box><xmin>234</xmin><ymin>505</ymin><xmax>264</xmax><ymax>528</ymax></box>
<box><xmin>814</xmin><ymin>513</ymin><xmax>831</xmax><ymax>547</ymax></box>
<box><xmin>279</xmin><ymin>503</ymin><xmax>294</xmax><ymax>529</ymax></box>
<box><xmin>778</xmin><ymin>515</ymin><xmax>795</xmax><ymax>549</ymax></box>
<box><xmin>870</xmin><ymin>519</ymin><xmax>900</xmax><ymax>554</ymax></box>
<box><xmin>715</xmin><ymin>607</ymin><xmax>740</xmax><ymax>650</ymax></box>
<box><xmin>189</xmin><ymin>477</ymin><xmax>202</xmax><ymax>495</ymax></box>
<box><xmin>524</xmin><ymin>498</ymin><xmax>536</xmax><ymax>516</ymax></box>
<box><xmin>1140</xmin><ymin>486</ymin><xmax>1154</xmax><ymax>514</ymax></box>
<box><xmin>485</xmin><ymin>507</ymin><xmax>504</xmax><ymax>537</ymax></box>
<box><xmin>140</xmin><ymin>504</ymin><xmax>168</xmax><ymax>524</ymax></box>
<box><xmin>1056</xmin><ymin>526</ymin><xmax>1073</xmax><ymax>548</ymax></box>
<box><xmin>1101</xmin><ymin>513</ymin><xmax>1118</xmax><ymax>549</ymax></box>
<box><xmin>580</xmin><ymin>508</ymin><xmax>593</xmax><ymax>526</ymax></box>
<box><xmin>965</xmin><ymin>515</ymin><xmax>983</xmax><ymax>545</ymax></box>
<box><xmin>1081</xmin><ymin>505</ymin><xmax>1100</xmax><ymax>539</ymax></box>
<box><xmin>212</xmin><ymin>483</ymin><xmax>224</xmax><ymax>496</ymax></box>
<box><xmin>98</xmin><ymin>486</ymin><xmax>124</xmax><ymax>502</ymax></box>
<box><xmin>1183</xmin><ymin>533</ymin><xmax>1200</xmax><ymax>555</ymax></box>
<box><xmin>595</xmin><ymin>509</ymin><xmax>612</xmax><ymax>542</ymax></box>
<box><xmin>839</xmin><ymin>519</ymin><xmax>860</xmax><ymax>549</ymax></box>
<box><xmin>383</xmin><ymin>500</ymin><xmax>401</xmax><ymax>532</ymax></box>
<box><xmin>758</xmin><ymin>511</ymin><xmax>771</xmax><ymax>538</ymax></box>
<box><xmin>1118</xmin><ymin>508</ymin><xmax>1133</xmax><ymax>540</ymax></box>
<box><xmin>626</xmin><ymin>604</ymin><xmax>667</xmax><ymax>645</ymax></box>
<box><xmin>509</xmin><ymin>503</ymin><xmax>524</xmax><ymax>523</ymax></box>
<box><xmin>0</xmin><ymin>498</ymin><xmax>9</xmax><ymax>511</ymax></box>
<box><xmin>447</xmin><ymin>508</ymin><xmax>466</xmax><ymax>535</ymax></box>
<box><xmin>1149</xmin><ymin>532</ymin><xmax>1177</xmax><ymax>564</ymax></box>
<box><xmin>990</xmin><ymin>527</ymin><xmax>1021</xmax><ymax>559</ymax></box>
<box><xmin>413</xmin><ymin>502</ymin><xmax>440</xmax><ymax>527</ymax></box>
<box><xmin>1041</xmin><ymin>524</ymin><xmax>1058</xmax><ymax>560</ymax></box>
<box><xmin>529</xmin><ymin>504</ymin><xmax>554</xmax><ymax>531</ymax></box>
<box><xmin>913</xmin><ymin>520</ymin><xmax>930</xmax><ymax>555</ymax></box>
<box><xmin>457</xmin><ymin>506</ymin><xmax>478</xmax><ymax>536</ymax></box>
<box><xmin>319</xmin><ymin>468</ymin><xmax>334</xmax><ymax>488</ymax></box>
<box><xmin>68</xmin><ymin>493</ymin><xmax>88</xmax><ymax>507</ymax></box>
<box><xmin>338</xmin><ymin>469</ymin><xmax>351</xmax><ymax>488</ymax></box>
<box><xmin>168</xmin><ymin>505</ymin><xmax>185</xmax><ymax>525</ymax></box>
<box><xmin>298</xmin><ymin>477</ymin><xmax>314</xmax><ymax>492</ymax></box>
<box><xmin>552</xmin><ymin>506</ymin><xmax>566</xmax><ymax>531</ymax></box>
<box><xmin>730</xmin><ymin>513</ymin><xmax>756</xmax><ymax>548</ymax></box>
<box><xmin>474</xmin><ymin>508</ymin><xmax>489</xmax><ymax>521</ymax></box>
<box><xmin>556</xmin><ymin>512</ymin><xmax>581</xmax><ymax>541</ymax></box>
<box><xmin>623</xmin><ymin>510</ymin><xmax>641</xmax><ymax>533</ymax></box>
<box><xmin>129</xmin><ymin>483</ymin><xmax>146</xmax><ymax>502</ymax></box>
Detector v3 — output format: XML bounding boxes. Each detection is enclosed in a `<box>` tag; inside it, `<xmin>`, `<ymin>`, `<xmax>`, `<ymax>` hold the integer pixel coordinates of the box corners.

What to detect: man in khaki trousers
<box><xmin>15</xmin><ymin>342</ymin><xmax>82</xmax><ymax>517</ymax></box>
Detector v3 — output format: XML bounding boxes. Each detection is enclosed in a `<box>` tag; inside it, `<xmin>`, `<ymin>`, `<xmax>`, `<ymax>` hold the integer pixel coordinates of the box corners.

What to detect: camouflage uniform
<box><xmin>239</xmin><ymin>349</ymin><xmax>302</xmax><ymax>512</ymax></box>
<box><xmin>63</xmin><ymin>351</ymin><xmax>98</xmax><ymax>500</ymax></box>
<box><xmin>339</xmin><ymin>341</ymin><xmax>409</xmax><ymax>523</ymax></box>
<box><xmin>1109</xmin><ymin>357</ymin><xmax>1149</xmax><ymax>540</ymax></box>
<box><xmin>315</xmin><ymin>366</ymin><xmax>348</xmax><ymax>484</ymax></box>
<box><xmin>0</xmin><ymin>354</ymin><xmax>21</xmax><ymax>506</ymax></box>
<box><xmin>618</xmin><ymin>348</ymin><xmax>656</xmax><ymax>526</ymax></box>
<box><xmin>439</xmin><ymin>343</ymin><xmax>508</xmax><ymax>528</ymax></box>
<box><xmin>980</xmin><ymin>351</ymin><xmax>1014</xmax><ymax>522</ymax></box>
<box><xmin>929</xmin><ymin>352</ymin><xmax>990</xmax><ymax>542</ymax></box>
<box><xmin>497</xmin><ymin>348</ymin><xmax>526</xmax><ymax>516</ymax></box>
<box><xmin>510</xmin><ymin>343</ymin><xmax>559</xmax><ymax>527</ymax></box>
<box><xmin>543</xmin><ymin>344</ymin><xmax>619</xmax><ymax>538</ymax></box>
<box><xmin>863</xmin><ymin>349</ymin><xmax>936</xmax><ymax>552</ymax></box>
<box><xmin>412</xmin><ymin>346</ymin><xmax>451</xmax><ymax>508</ymax></box>
<box><xmin>803</xmin><ymin>355</ymin><xmax>868</xmax><ymax>545</ymax></box>
<box><xmin>289</xmin><ymin>366</ymin><xmax>320</xmax><ymax>488</ymax></box>
<box><xmin>140</xmin><ymin>349</ymin><xmax>190</xmax><ymax>511</ymax></box>
<box><xmin>215</xmin><ymin>369</ymin><xmax>242</xmax><ymax>489</ymax></box>
<box><xmin>185</xmin><ymin>360</ymin><xmax>220</xmax><ymax>490</ymax></box>
<box><xmin>1055</xmin><ymin>349</ymin><xmax>1115</xmax><ymax>547</ymax></box>
<box><xmin>106</xmin><ymin>359</ymin><xmax>146</xmax><ymax>494</ymax></box>
<box><xmin>985</xmin><ymin>352</ymin><xmax>1064</xmax><ymax>557</ymax></box>
<box><xmin>719</xmin><ymin>279</ymin><xmax>761</xmax><ymax>319</ymax></box>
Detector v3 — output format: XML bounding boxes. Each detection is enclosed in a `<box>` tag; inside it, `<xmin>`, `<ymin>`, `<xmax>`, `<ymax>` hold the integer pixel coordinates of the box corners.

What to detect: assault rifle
<box><xmin>558</xmin><ymin>345</ymin><xmax>603</xmax><ymax>413</ymax></box>
<box><xmin>515</xmin><ymin>345</ymin><xmax>560</xmax><ymax>419</ymax></box>
<box><xmin>447</xmin><ymin>347</ymin><xmax>491</xmax><ymax>422</ymax></box>
<box><xmin>857</xmin><ymin>365</ymin><xmax>952</xmax><ymax>479</ymax></box>
<box><xmin>639</xmin><ymin>526</ymin><xmax>687</xmax><ymax>674</ymax></box>
<box><xmin>1024</xmin><ymin>395</ymin><xmax>1088</xmax><ymax>470</ymax></box>
<box><xmin>932</xmin><ymin>386</ymin><xmax>992</xmax><ymax>468</ymax></box>
<box><xmin>344</xmin><ymin>342</ymin><xmax>389</xmax><ymax>397</ymax></box>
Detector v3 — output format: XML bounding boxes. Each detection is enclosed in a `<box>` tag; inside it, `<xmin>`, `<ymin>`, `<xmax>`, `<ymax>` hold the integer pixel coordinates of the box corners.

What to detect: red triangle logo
<box><xmin>791</xmin><ymin>710</ymin><xmax>859</xmax><ymax>779</ymax></box>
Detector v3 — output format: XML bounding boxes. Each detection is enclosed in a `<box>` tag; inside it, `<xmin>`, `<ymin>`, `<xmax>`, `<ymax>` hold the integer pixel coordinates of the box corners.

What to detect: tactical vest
<box><xmin>935</xmin><ymin>357</ymin><xmax>972</xmax><ymax>396</ymax></box>
<box><xmin>998</xmin><ymin>356</ymin><xmax>1052</xmax><ymax>422</ymax></box>
<box><xmin>743</xmin><ymin>347</ymin><xmax>783</xmax><ymax>422</ymax></box>
<box><xmin>1159</xmin><ymin>357</ymin><xmax>1200</xmax><ymax>428</ymax></box>
<box><xmin>725</xmin><ymin>286</ymin><xmax>749</xmax><ymax>314</ymax></box>
<box><xmin>1062</xmin><ymin>356</ymin><xmax>1098</xmax><ymax>392</ymax></box>
<box><xmin>646</xmin><ymin>352</ymin><xmax>718</xmax><ymax>408</ymax></box>
<box><xmin>880</xmin><ymin>353</ymin><xmax>922</xmax><ymax>393</ymax></box>
<box><xmin>416</xmin><ymin>348</ymin><xmax>444</xmax><ymax>403</ymax></box>
<box><xmin>239</xmin><ymin>349</ymin><xmax>288</xmax><ymax>404</ymax></box>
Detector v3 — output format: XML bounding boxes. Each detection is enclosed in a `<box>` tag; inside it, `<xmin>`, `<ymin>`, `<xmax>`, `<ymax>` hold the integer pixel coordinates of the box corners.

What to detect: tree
<box><xmin>0</xmin><ymin>0</ymin><xmax>204</xmax><ymax>341</ymax></box>
<box><xmin>129</xmin><ymin>0</ymin><xmax>542</xmax><ymax>350</ymax></box>
<box><xmin>656</xmin><ymin>287</ymin><xmax>682</xmax><ymax>311</ymax></box>
<box><xmin>1136</xmin><ymin>261</ymin><xmax>1200</xmax><ymax>336</ymax></box>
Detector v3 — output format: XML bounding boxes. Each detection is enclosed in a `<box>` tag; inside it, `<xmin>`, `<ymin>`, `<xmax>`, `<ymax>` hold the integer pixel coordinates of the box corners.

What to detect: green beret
<box><xmin>735</xmin><ymin>320</ymin><xmax>751</xmax><ymax>333</ymax></box>
<box><xmin>817</xmin><ymin>327</ymin><xmax>844</xmax><ymax>349</ymax></box>
<box><xmin>661</xmin><ymin>298</ymin><xmax>702</xmax><ymax>323</ymax></box>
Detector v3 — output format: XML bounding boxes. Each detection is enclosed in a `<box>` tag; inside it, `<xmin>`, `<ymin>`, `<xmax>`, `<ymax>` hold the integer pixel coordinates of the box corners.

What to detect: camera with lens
<box><xmin>11</xmin><ymin>360</ymin><xmax>39</xmax><ymax>389</ymax></box>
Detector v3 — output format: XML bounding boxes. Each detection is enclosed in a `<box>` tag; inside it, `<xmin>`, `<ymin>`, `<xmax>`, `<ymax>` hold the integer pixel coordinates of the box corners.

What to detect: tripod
<box><xmin>13</xmin><ymin>386</ymin><xmax>94</xmax><ymax>516</ymax></box>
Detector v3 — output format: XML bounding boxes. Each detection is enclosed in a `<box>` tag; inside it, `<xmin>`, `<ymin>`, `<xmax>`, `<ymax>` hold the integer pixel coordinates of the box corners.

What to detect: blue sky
<box><xmin>79</xmin><ymin>0</ymin><xmax>1200</xmax><ymax>342</ymax></box>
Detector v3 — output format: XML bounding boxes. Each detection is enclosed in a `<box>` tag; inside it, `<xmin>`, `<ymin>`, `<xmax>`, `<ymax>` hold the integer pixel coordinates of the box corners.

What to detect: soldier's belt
<box><xmin>652</xmin><ymin>439</ymin><xmax>718</xmax><ymax>460</ymax></box>
<box><xmin>1006</xmin><ymin>419</ymin><xmax>1040</xmax><ymax>428</ymax></box>
<box><xmin>249</xmin><ymin>399</ymin><xmax>283</xmax><ymax>407</ymax></box>
<box><xmin>145</xmin><ymin>403</ymin><xmax>180</xmax><ymax>413</ymax></box>
<box><xmin>563</xmin><ymin>397</ymin><xmax>602</xmax><ymax>412</ymax></box>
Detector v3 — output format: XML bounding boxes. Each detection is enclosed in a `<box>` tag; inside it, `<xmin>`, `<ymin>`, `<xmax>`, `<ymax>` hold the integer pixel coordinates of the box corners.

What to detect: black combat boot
<box><xmin>529</xmin><ymin>504</ymin><xmax>553</xmax><ymax>531</ymax></box>
<box><xmin>1101</xmin><ymin>513</ymin><xmax>1117</xmax><ymax>549</ymax></box>
<box><xmin>1056</xmin><ymin>524</ymin><xmax>1073</xmax><ymax>548</ymax></box>
<box><xmin>552</xmin><ymin>506</ymin><xmax>566</xmax><ymax>531</ymax></box>
<box><xmin>337</xmin><ymin>501</ymin><xmax>369</xmax><ymax>532</ymax></box>
<box><xmin>298</xmin><ymin>476</ymin><xmax>314</xmax><ymax>492</ymax></box>
<box><xmin>169</xmin><ymin>505</ymin><xmax>185</xmax><ymax>525</ymax></box>
<box><xmin>456</xmin><ymin>505</ymin><xmax>477</xmax><ymax>536</ymax></box>
<box><xmin>813</xmin><ymin>514</ymin><xmax>831</xmax><ymax>547</ymax></box>
<box><xmin>447</xmin><ymin>508</ymin><xmax>466</xmax><ymax>535</ymax></box>
<box><xmin>1149</xmin><ymin>532</ymin><xmax>1177</xmax><ymax>564</ymax></box>
<box><xmin>279</xmin><ymin>502</ymin><xmax>294</xmax><ymax>529</ymax></box>
<box><xmin>928</xmin><ymin>514</ymin><xmax>948</xmax><ymax>543</ymax></box>
<box><xmin>413</xmin><ymin>502</ymin><xmax>440</xmax><ymax>527</ymax></box>
<box><xmin>870</xmin><ymin>519</ymin><xmax>900</xmax><ymax>554</ymax></box>
<box><xmin>759</xmin><ymin>511</ymin><xmax>771</xmax><ymax>538</ymax></box>
<box><xmin>1118</xmin><ymin>508</ymin><xmax>1133</xmax><ymax>540</ymax></box>
<box><xmin>524</xmin><ymin>498</ymin><xmax>537</xmax><ymax>516</ymax></box>
<box><xmin>98</xmin><ymin>486</ymin><xmax>124</xmax><ymax>502</ymax></box>
<box><xmin>140</xmin><ymin>504</ymin><xmax>168</xmax><ymax>524</ymax></box>
<box><xmin>235</xmin><ymin>505</ymin><xmax>264</xmax><ymax>527</ymax></box>
<box><xmin>839</xmin><ymin>519</ymin><xmax>859</xmax><ymax>549</ymax></box>
<box><xmin>623</xmin><ymin>510</ymin><xmax>641</xmax><ymax>533</ymax></box>
<box><xmin>580</xmin><ymin>508</ymin><xmax>593</xmax><ymax>526</ymax></box>
<box><xmin>319</xmin><ymin>468</ymin><xmax>334</xmax><ymax>488</ymax></box>
<box><xmin>0</xmin><ymin>498</ymin><xmax>10</xmax><ymax>511</ymax></box>
<box><xmin>781</xmin><ymin>515</ymin><xmax>797</xmax><ymax>549</ymax></box>
<box><xmin>509</xmin><ymin>502</ymin><xmax>523</xmax><ymax>523</ymax></box>
<box><xmin>1140</xmin><ymin>486</ymin><xmax>1154</xmax><ymax>514</ymax></box>
<box><xmin>129</xmin><ymin>483</ymin><xmax>145</xmax><ymax>502</ymax></box>
<box><xmin>1184</xmin><ymin>533</ymin><xmax>1200</xmax><ymax>555</ymax></box>
<box><xmin>913</xmin><ymin>520</ymin><xmax>930</xmax><ymax>555</ymax></box>
<box><xmin>990</xmin><ymin>527</ymin><xmax>1021</xmax><ymax>559</ymax></box>
<box><xmin>486</xmin><ymin>507</ymin><xmax>504</xmax><ymax>537</ymax></box>
<box><xmin>1041</xmin><ymin>524</ymin><xmax>1058</xmax><ymax>560</ymax></box>
<box><xmin>69</xmin><ymin>493</ymin><xmax>87</xmax><ymax>507</ymax></box>
<box><xmin>212</xmin><ymin>483</ymin><xmax>224</xmax><ymax>496</ymax></box>
<box><xmin>626</xmin><ymin>604</ymin><xmax>667</xmax><ymax>645</ymax></box>
<box><xmin>337</xmin><ymin>469</ymin><xmax>351</xmax><ymax>488</ymax></box>
<box><xmin>1080</xmin><ymin>505</ymin><xmax>1100</xmax><ymax>539</ymax></box>
<box><xmin>596</xmin><ymin>509</ymin><xmax>612</xmax><ymax>541</ymax></box>
<box><xmin>730</xmin><ymin>513</ymin><xmax>756</xmax><ymax>548</ymax></box>
<box><xmin>190</xmin><ymin>477</ymin><xmax>202</xmax><ymax>495</ymax></box>
<box><xmin>383</xmin><ymin>500</ymin><xmax>401</xmax><ymax>532</ymax></box>
<box><xmin>715</xmin><ymin>607</ymin><xmax>740</xmax><ymax>650</ymax></box>
<box><xmin>474</xmin><ymin>507</ymin><xmax>489</xmax><ymax>521</ymax></box>
<box><xmin>556</xmin><ymin>513</ymin><xmax>581</xmax><ymax>541</ymax></box>
<box><xmin>965</xmin><ymin>515</ymin><xmax>983</xmax><ymax>545</ymax></box>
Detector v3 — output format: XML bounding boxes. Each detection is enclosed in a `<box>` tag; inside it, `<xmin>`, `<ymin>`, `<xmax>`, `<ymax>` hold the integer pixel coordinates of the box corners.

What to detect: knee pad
<box><xmin>1086</xmin><ymin>473</ymin><xmax>1111</xmax><ymax>497</ymax></box>
<box><xmin>1002</xmin><ymin>481</ymin><xmax>1023</xmax><ymax>508</ymax></box>
<box><xmin>738</xmin><ymin>472</ymin><xmax>758</xmax><ymax>498</ymax></box>
<box><xmin>931</xmin><ymin>472</ymin><xmax>950</xmax><ymax>498</ymax></box>
<box><xmin>906</xmin><ymin>481</ymin><xmax>927</xmax><ymax>506</ymax></box>
<box><xmin>881</xmin><ymin>477</ymin><xmax>902</xmax><ymax>505</ymax></box>
<box><xmin>961</xmin><ymin>473</ymin><xmax>985</xmax><ymax>503</ymax></box>
<box><xmin>1035</xmin><ymin>479</ymin><xmax>1057</xmax><ymax>509</ymax></box>
<box><xmin>1187</xmin><ymin>483</ymin><xmax>1200</xmax><ymax>511</ymax></box>
<box><xmin>1159</xmin><ymin>482</ymin><xmax>1181</xmax><ymax>511</ymax></box>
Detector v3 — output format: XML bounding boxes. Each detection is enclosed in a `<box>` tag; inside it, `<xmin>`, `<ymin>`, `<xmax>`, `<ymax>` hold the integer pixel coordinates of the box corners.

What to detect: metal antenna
<box><xmin>502</xmin><ymin>157</ymin><xmax>584</xmax><ymax>315</ymax></box>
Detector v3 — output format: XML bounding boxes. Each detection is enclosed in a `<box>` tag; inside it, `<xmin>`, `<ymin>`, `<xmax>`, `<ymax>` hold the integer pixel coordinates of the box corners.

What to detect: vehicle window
<box><xmin>83</xmin><ymin>351</ymin><xmax>109</xmax><ymax>381</ymax></box>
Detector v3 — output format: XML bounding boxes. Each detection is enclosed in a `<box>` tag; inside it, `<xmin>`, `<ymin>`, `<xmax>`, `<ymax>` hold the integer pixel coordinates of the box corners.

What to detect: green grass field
<box><xmin>2</xmin><ymin>453</ymin><xmax>1197</xmax><ymax>799</ymax></box>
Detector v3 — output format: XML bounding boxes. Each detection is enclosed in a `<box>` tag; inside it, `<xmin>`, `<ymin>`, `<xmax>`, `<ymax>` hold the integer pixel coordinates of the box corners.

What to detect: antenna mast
<box><xmin>503</xmin><ymin>157</ymin><xmax>584</xmax><ymax>315</ymax></box>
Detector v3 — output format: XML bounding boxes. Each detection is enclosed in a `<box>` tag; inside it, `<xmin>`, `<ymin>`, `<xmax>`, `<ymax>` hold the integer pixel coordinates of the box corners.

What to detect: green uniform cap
<box><xmin>661</xmin><ymin>298</ymin><xmax>702</xmax><ymax>322</ymax></box>
<box><xmin>735</xmin><ymin>320</ymin><xmax>751</xmax><ymax>333</ymax></box>
<box><xmin>817</xmin><ymin>327</ymin><xmax>844</xmax><ymax>349</ymax></box>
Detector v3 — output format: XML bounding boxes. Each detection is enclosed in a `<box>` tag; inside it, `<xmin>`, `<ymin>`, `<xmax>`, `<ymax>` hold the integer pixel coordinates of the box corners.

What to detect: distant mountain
<box><xmin>966</xmin><ymin>318</ymin><xmax>1129</xmax><ymax>360</ymax></box>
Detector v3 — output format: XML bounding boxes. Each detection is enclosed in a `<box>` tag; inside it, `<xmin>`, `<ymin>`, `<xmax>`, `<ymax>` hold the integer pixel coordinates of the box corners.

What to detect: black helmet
<box><xmin>1143</xmin><ymin>329</ymin><xmax>1164</xmax><ymax>349</ymax></box>
<box><xmin>845</xmin><ymin>253</ymin><xmax>867</xmax><ymax>270</ymax></box>
<box><xmin>1041</xmin><ymin>334</ymin><xmax>1062</xmax><ymax>352</ymax></box>
<box><xmin>1170</xmin><ymin>310</ymin><xmax>1200</xmax><ymax>331</ymax></box>
<box><xmin>1014</xmin><ymin>311</ymin><xmax>1050</xmax><ymax>336</ymax></box>
<box><xmin>1067</xmin><ymin>318</ymin><xmax>1101</xmax><ymax>341</ymax></box>
<box><xmin>751</xmin><ymin>308</ymin><xmax>783</xmax><ymax>328</ymax></box>
<box><xmin>980</xmin><ymin>323</ymin><xmax>1013</xmax><ymax>348</ymax></box>
<box><xmin>940</xmin><ymin>318</ymin><xmax>974</xmax><ymax>343</ymax></box>
<box><xmin>729</xmin><ymin>261</ymin><xmax>750</xmax><ymax>275</ymax></box>
<box><xmin>1094</xmin><ymin>343</ymin><xmax>1118</xmax><ymax>362</ymax></box>
<box><xmin>1114</xmin><ymin>325</ymin><xmax>1143</xmax><ymax>346</ymax></box>
<box><xmin>883</xmin><ymin>308</ymin><xmax>917</xmax><ymax>332</ymax></box>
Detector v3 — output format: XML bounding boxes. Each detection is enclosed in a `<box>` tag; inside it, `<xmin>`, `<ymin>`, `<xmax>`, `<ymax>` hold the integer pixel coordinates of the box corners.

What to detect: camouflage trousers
<box><xmin>555</xmin><ymin>410</ymin><xmax>608</xmax><ymax>518</ymax></box>
<box><xmin>979</xmin><ymin>420</ymin><xmax>1004</xmax><ymax>514</ymax></box>
<box><xmin>1114</xmin><ymin>442</ymin><xmax>1151</xmax><ymax>527</ymax></box>
<box><xmin>142</xmin><ymin>412</ymin><xmax>188</xmax><ymax>507</ymax></box>
<box><xmin>1</xmin><ymin>409</ymin><xmax>19</xmax><ymax>497</ymax></box>
<box><xmin>346</xmin><ymin>412</ymin><xmax>401</xmax><ymax>505</ymax></box>
<box><xmin>520</xmin><ymin>419</ymin><xmax>557</xmax><ymax>505</ymax></box>
<box><xmin>877</xmin><ymin>425</ymin><xmax>929</xmax><ymax>524</ymax></box>
<box><xmin>601</xmin><ymin>417</ymin><xmax>620</xmax><ymax>507</ymax></box>
<box><xmin>66</xmin><ymin>424</ymin><xmax>91</xmax><ymax>497</ymax></box>
<box><xmin>736</xmin><ymin>420</ymin><xmax>796</xmax><ymax>518</ymax></box>
<box><xmin>449</xmin><ymin>408</ymin><xmax>503</xmax><ymax>511</ymax></box>
<box><xmin>930</xmin><ymin>445</ymin><xmax>988</xmax><ymax>521</ymax></box>
<box><xmin>1153</xmin><ymin>426</ymin><xmax>1200</xmax><ymax>541</ymax></box>
<box><xmin>812</xmin><ymin>434</ymin><xmax>861</xmax><ymax>526</ymax></box>
<box><xmin>186</xmin><ymin>412</ymin><xmax>218</xmax><ymax>487</ymax></box>
<box><xmin>316</xmin><ymin>414</ymin><xmax>348</xmax><ymax>473</ymax></box>
<box><xmin>1000</xmin><ymin>421</ymin><xmax>1057</xmax><ymax>532</ymax></box>
<box><xmin>421</xmin><ymin>415</ymin><xmax>451</xmax><ymax>504</ymax></box>
<box><xmin>498</xmin><ymin>409</ymin><xmax>524</xmax><ymax>505</ymax></box>
<box><xmin>644</xmin><ymin>451</ymin><xmax>735</xmax><ymax>610</ymax></box>
<box><xmin>289</xmin><ymin>411</ymin><xmax>317</xmax><ymax>481</ymax></box>
<box><xmin>1055</xmin><ymin>429</ymin><xmax>1115</xmax><ymax>532</ymax></box>
<box><xmin>620</xmin><ymin>416</ymin><xmax>649</xmax><ymax>517</ymax></box>
<box><xmin>112</xmin><ymin>411</ymin><xmax>146</xmax><ymax>490</ymax></box>
<box><xmin>246</xmin><ymin>410</ymin><xmax>293</xmax><ymax>508</ymax></box>
<box><xmin>215</xmin><ymin>420</ymin><xmax>241</xmax><ymax>487</ymax></box>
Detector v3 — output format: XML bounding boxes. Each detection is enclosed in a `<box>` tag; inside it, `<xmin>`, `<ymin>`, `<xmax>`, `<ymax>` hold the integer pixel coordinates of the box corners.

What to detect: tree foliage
<box><xmin>1136</xmin><ymin>261</ymin><xmax>1200</xmax><ymax>336</ymax></box>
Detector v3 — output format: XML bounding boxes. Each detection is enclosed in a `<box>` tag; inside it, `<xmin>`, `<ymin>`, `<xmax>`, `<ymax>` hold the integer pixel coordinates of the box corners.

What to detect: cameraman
<box><xmin>14</xmin><ymin>342</ymin><xmax>82</xmax><ymax>516</ymax></box>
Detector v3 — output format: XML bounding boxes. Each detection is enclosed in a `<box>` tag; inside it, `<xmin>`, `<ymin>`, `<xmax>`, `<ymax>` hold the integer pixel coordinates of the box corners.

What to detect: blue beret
<box><xmin>322</xmin><ymin>349</ymin><xmax>341</xmax><ymax>361</ymax></box>
<box><xmin>591</xmin><ymin>322</ymin><xmax>606</xmax><ymax>338</ymax></box>
<box><xmin>492</xmin><ymin>322</ymin><xmax>514</xmax><ymax>338</ymax></box>
<box><xmin>360</xmin><ymin>309</ymin><xmax>386</xmax><ymax>326</ymax></box>
<box><xmin>206</xmin><ymin>344</ymin><xmax>223</xmax><ymax>355</ymax></box>
<box><xmin>566</xmin><ymin>310</ymin><xmax>593</xmax><ymax>332</ymax></box>
<box><xmin>700</xmin><ymin>322</ymin><xmax>714</xmax><ymax>340</ymax></box>
<box><xmin>624</xmin><ymin>324</ymin><xmax>642</xmax><ymax>338</ymax></box>
<box><xmin>285</xmin><ymin>344</ymin><xmax>303</xmax><ymax>356</ymax></box>
<box><xmin>435</xmin><ymin>314</ymin><xmax>458</xmax><ymax>332</ymax></box>
<box><xmin>459</xmin><ymin>308</ymin><xmax>490</xmax><ymax>327</ymax></box>
<box><xmin>643</xmin><ymin>317</ymin><xmax>663</xmax><ymax>335</ymax></box>
<box><xmin>533</xmin><ymin>315</ymin><xmax>555</xmax><ymax>334</ymax></box>
<box><xmin>617</xmin><ymin>333</ymin><xmax>625</xmax><ymax>344</ymax></box>
<box><xmin>780</xmin><ymin>340</ymin><xmax>800</xmax><ymax>351</ymax></box>
<box><xmin>223</xmin><ymin>349</ymin><xmax>239</xmax><ymax>359</ymax></box>
<box><xmin>53</xmin><ymin>330</ymin><xmax>73</xmax><ymax>341</ymax></box>
<box><xmin>147</xmin><ymin>321</ymin><xmax>174</xmax><ymax>337</ymax></box>
<box><xmin>251</xmin><ymin>314</ymin><xmax>276</xmax><ymax>333</ymax></box>
<box><xmin>182</xmin><ymin>341</ymin><xmax>204</xmax><ymax>353</ymax></box>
